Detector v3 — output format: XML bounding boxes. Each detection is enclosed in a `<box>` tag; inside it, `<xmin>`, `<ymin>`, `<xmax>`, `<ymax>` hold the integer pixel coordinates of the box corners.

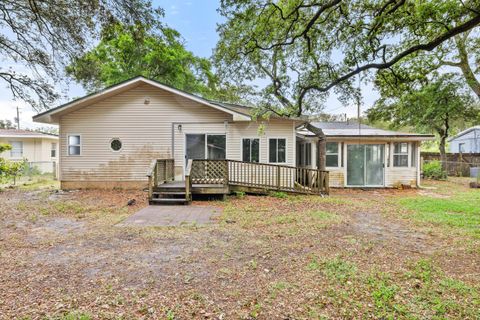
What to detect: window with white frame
<box><xmin>459</xmin><ymin>143</ymin><xmax>465</xmax><ymax>153</ymax></box>
<box><xmin>242</xmin><ymin>138</ymin><xmax>259</xmax><ymax>162</ymax></box>
<box><xmin>393</xmin><ymin>142</ymin><xmax>408</xmax><ymax>167</ymax></box>
<box><xmin>51</xmin><ymin>143</ymin><xmax>57</xmax><ymax>158</ymax></box>
<box><xmin>68</xmin><ymin>135</ymin><xmax>81</xmax><ymax>155</ymax></box>
<box><xmin>269</xmin><ymin>138</ymin><xmax>286</xmax><ymax>163</ymax></box>
<box><xmin>9</xmin><ymin>141</ymin><xmax>23</xmax><ymax>158</ymax></box>
<box><xmin>326</xmin><ymin>142</ymin><xmax>339</xmax><ymax>167</ymax></box>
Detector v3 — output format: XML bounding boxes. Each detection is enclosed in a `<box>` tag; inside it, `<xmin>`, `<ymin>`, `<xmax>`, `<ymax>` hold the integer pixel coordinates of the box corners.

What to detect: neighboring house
<box><xmin>297</xmin><ymin>122</ymin><xmax>433</xmax><ymax>188</ymax></box>
<box><xmin>448</xmin><ymin>126</ymin><xmax>480</xmax><ymax>153</ymax></box>
<box><xmin>33</xmin><ymin>76</ymin><xmax>432</xmax><ymax>191</ymax></box>
<box><xmin>0</xmin><ymin>129</ymin><xmax>59</xmax><ymax>173</ymax></box>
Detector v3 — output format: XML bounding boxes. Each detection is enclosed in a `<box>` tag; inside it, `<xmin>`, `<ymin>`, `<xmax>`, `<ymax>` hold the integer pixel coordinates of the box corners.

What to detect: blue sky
<box><xmin>0</xmin><ymin>0</ymin><xmax>378</xmax><ymax>129</ymax></box>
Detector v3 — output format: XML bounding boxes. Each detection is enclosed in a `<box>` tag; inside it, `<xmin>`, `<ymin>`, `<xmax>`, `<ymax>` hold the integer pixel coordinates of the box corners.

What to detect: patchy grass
<box><xmin>397</xmin><ymin>188</ymin><xmax>480</xmax><ymax>238</ymax></box>
<box><xmin>1</xmin><ymin>180</ymin><xmax>479</xmax><ymax>319</ymax></box>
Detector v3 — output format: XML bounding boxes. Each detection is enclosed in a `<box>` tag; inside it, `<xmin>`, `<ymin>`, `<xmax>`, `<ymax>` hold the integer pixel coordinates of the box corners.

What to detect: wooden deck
<box><xmin>147</xmin><ymin>159</ymin><xmax>329</xmax><ymax>205</ymax></box>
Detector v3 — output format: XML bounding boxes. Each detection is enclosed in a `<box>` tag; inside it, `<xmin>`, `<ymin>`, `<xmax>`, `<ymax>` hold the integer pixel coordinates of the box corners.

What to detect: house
<box><xmin>0</xmin><ymin>129</ymin><xmax>59</xmax><ymax>174</ymax></box>
<box><xmin>297</xmin><ymin>122</ymin><xmax>433</xmax><ymax>187</ymax></box>
<box><xmin>448</xmin><ymin>126</ymin><xmax>480</xmax><ymax>153</ymax></box>
<box><xmin>33</xmin><ymin>76</ymin><xmax>433</xmax><ymax>199</ymax></box>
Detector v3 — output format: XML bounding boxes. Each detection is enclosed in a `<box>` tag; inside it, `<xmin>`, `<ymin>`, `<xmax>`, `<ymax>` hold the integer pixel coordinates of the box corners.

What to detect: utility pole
<box><xmin>15</xmin><ymin>106</ymin><xmax>20</xmax><ymax>129</ymax></box>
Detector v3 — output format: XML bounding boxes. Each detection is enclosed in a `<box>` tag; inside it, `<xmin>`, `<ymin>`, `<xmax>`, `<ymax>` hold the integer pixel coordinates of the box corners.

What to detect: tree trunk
<box><xmin>439</xmin><ymin>135</ymin><xmax>448</xmax><ymax>172</ymax></box>
<box><xmin>455</xmin><ymin>35</ymin><xmax>480</xmax><ymax>99</ymax></box>
<box><xmin>305</xmin><ymin>123</ymin><xmax>326</xmax><ymax>170</ymax></box>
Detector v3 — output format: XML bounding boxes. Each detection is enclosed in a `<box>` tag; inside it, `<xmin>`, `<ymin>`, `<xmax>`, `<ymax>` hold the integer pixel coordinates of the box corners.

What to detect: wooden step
<box><xmin>149</xmin><ymin>198</ymin><xmax>189</xmax><ymax>205</ymax></box>
<box><xmin>153</xmin><ymin>191</ymin><xmax>186</xmax><ymax>196</ymax></box>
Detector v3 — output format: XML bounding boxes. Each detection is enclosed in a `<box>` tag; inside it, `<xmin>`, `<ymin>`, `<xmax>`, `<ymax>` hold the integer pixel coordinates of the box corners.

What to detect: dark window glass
<box><xmin>207</xmin><ymin>135</ymin><xmax>226</xmax><ymax>160</ymax></box>
<box><xmin>242</xmin><ymin>139</ymin><xmax>250</xmax><ymax>162</ymax></box>
<box><xmin>278</xmin><ymin>139</ymin><xmax>286</xmax><ymax>163</ymax></box>
<box><xmin>269</xmin><ymin>139</ymin><xmax>277</xmax><ymax>162</ymax></box>
<box><xmin>251</xmin><ymin>139</ymin><xmax>259</xmax><ymax>162</ymax></box>
<box><xmin>110</xmin><ymin>139</ymin><xmax>122</xmax><ymax>151</ymax></box>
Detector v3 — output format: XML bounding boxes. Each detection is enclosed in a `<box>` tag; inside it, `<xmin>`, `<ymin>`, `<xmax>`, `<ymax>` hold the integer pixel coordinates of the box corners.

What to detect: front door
<box><xmin>185</xmin><ymin>134</ymin><xmax>226</xmax><ymax>165</ymax></box>
<box><xmin>346</xmin><ymin>144</ymin><xmax>384</xmax><ymax>187</ymax></box>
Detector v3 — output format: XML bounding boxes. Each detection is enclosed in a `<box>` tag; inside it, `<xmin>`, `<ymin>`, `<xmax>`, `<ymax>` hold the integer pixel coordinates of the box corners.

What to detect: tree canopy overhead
<box><xmin>214</xmin><ymin>0</ymin><xmax>480</xmax><ymax>117</ymax></box>
<box><xmin>367</xmin><ymin>73</ymin><xmax>479</xmax><ymax>165</ymax></box>
<box><xmin>0</xmin><ymin>0</ymin><xmax>163</xmax><ymax>112</ymax></box>
<box><xmin>66</xmin><ymin>22</ymin><xmax>218</xmax><ymax>97</ymax></box>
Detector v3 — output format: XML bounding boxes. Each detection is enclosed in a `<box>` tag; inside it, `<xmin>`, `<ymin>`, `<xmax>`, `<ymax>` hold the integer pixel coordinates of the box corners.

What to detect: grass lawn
<box><xmin>0</xmin><ymin>178</ymin><xmax>478</xmax><ymax>319</ymax></box>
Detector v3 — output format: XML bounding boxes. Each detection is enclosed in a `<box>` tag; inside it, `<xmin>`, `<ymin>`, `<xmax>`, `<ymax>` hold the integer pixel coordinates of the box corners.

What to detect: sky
<box><xmin>0</xmin><ymin>0</ymin><xmax>378</xmax><ymax>130</ymax></box>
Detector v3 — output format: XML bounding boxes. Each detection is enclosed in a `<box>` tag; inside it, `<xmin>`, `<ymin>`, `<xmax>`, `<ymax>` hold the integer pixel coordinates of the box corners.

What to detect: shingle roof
<box><xmin>0</xmin><ymin>129</ymin><xmax>58</xmax><ymax>139</ymax></box>
<box><xmin>298</xmin><ymin>122</ymin><xmax>434</xmax><ymax>139</ymax></box>
<box><xmin>447</xmin><ymin>126</ymin><xmax>480</xmax><ymax>141</ymax></box>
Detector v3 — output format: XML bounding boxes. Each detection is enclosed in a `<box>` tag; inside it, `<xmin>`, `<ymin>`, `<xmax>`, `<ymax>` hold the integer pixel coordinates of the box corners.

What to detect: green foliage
<box><xmin>270</xmin><ymin>191</ymin><xmax>288</xmax><ymax>199</ymax></box>
<box><xmin>66</xmin><ymin>21</ymin><xmax>244</xmax><ymax>102</ymax></box>
<box><xmin>214</xmin><ymin>0</ymin><xmax>480</xmax><ymax>116</ymax></box>
<box><xmin>1</xmin><ymin>0</ymin><xmax>164</xmax><ymax>111</ymax></box>
<box><xmin>423</xmin><ymin>161</ymin><xmax>447</xmax><ymax>180</ymax></box>
<box><xmin>234</xmin><ymin>191</ymin><xmax>246</xmax><ymax>198</ymax></box>
<box><xmin>0</xmin><ymin>119</ymin><xmax>15</xmax><ymax>129</ymax></box>
<box><xmin>0</xmin><ymin>158</ymin><xmax>24</xmax><ymax>184</ymax></box>
<box><xmin>0</xmin><ymin>143</ymin><xmax>12</xmax><ymax>153</ymax></box>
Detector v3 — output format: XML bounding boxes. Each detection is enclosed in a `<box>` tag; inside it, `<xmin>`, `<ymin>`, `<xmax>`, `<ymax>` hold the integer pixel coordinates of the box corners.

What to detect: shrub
<box><xmin>270</xmin><ymin>191</ymin><xmax>288</xmax><ymax>199</ymax></box>
<box><xmin>423</xmin><ymin>160</ymin><xmax>447</xmax><ymax>180</ymax></box>
<box><xmin>0</xmin><ymin>158</ymin><xmax>25</xmax><ymax>185</ymax></box>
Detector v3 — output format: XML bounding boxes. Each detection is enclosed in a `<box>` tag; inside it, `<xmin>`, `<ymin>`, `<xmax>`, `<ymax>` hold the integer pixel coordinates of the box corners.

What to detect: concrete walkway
<box><xmin>118</xmin><ymin>205</ymin><xmax>222</xmax><ymax>227</ymax></box>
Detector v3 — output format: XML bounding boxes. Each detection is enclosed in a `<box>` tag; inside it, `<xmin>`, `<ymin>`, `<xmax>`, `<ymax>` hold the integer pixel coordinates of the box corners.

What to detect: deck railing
<box><xmin>148</xmin><ymin>159</ymin><xmax>329</xmax><ymax>198</ymax></box>
<box><xmin>190</xmin><ymin>159</ymin><xmax>329</xmax><ymax>195</ymax></box>
<box><xmin>147</xmin><ymin>159</ymin><xmax>175</xmax><ymax>199</ymax></box>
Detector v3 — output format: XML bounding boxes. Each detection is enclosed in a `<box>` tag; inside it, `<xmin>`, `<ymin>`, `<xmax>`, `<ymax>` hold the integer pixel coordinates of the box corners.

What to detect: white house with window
<box><xmin>448</xmin><ymin>126</ymin><xmax>480</xmax><ymax>153</ymax></box>
<box><xmin>32</xmin><ymin>76</ymin><xmax>432</xmax><ymax>189</ymax></box>
<box><xmin>297</xmin><ymin>122</ymin><xmax>433</xmax><ymax>188</ymax></box>
<box><xmin>0</xmin><ymin>129</ymin><xmax>59</xmax><ymax>173</ymax></box>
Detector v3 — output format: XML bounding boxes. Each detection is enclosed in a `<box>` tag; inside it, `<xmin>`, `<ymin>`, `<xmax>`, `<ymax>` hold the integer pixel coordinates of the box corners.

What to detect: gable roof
<box><xmin>447</xmin><ymin>126</ymin><xmax>480</xmax><ymax>142</ymax></box>
<box><xmin>0</xmin><ymin>129</ymin><xmax>58</xmax><ymax>139</ymax></box>
<box><xmin>298</xmin><ymin>121</ymin><xmax>434</xmax><ymax>140</ymax></box>
<box><xmin>33</xmin><ymin>76</ymin><xmax>253</xmax><ymax>124</ymax></box>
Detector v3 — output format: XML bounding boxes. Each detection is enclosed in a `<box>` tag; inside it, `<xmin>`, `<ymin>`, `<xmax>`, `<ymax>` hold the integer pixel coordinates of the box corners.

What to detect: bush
<box><xmin>0</xmin><ymin>158</ymin><xmax>25</xmax><ymax>185</ymax></box>
<box><xmin>423</xmin><ymin>160</ymin><xmax>447</xmax><ymax>180</ymax></box>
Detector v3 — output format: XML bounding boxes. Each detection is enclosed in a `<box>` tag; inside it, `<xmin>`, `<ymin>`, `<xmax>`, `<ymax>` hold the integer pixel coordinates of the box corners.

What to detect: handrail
<box><xmin>190</xmin><ymin>159</ymin><xmax>329</xmax><ymax>195</ymax></box>
<box><xmin>146</xmin><ymin>159</ymin><xmax>157</xmax><ymax>200</ymax></box>
<box><xmin>185</xmin><ymin>159</ymin><xmax>193</xmax><ymax>201</ymax></box>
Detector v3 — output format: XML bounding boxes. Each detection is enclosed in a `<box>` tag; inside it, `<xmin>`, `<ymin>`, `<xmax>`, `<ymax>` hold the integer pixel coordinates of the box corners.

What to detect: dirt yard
<box><xmin>0</xmin><ymin>179</ymin><xmax>479</xmax><ymax>319</ymax></box>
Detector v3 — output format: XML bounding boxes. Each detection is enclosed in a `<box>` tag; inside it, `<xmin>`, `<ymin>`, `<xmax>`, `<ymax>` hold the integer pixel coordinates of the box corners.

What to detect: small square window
<box><xmin>393</xmin><ymin>142</ymin><xmax>408</xmax><ymax>167</ymax></box>
<box><xmin>326</xmin><ymin>142</ymin><xmax>339</xmax><ymax>167</ymax></box>
<box><xmin>68</xmin><ymin>135</ymin><xmax>81</xmax><ymax>155</ymax></box>
<box><xmin>9</xmin><ymin>141</ymin><xmax>23</xmax><ymax>158</ymax></box>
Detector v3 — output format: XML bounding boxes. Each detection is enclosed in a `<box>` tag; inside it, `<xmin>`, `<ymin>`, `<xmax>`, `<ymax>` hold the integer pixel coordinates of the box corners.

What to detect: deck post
<box><xmin>276</xmin><ymin>165</ymin><xmax>281</xmax><ymax>190</ymax></box>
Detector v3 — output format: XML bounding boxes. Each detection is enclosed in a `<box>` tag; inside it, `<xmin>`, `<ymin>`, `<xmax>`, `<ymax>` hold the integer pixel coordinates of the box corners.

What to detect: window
<box><xmin>9</xmin><ymin>141</ymin><xmax>23</xmax><ymax>158</ymax></box>
<box><xmin>51</xmin><ymin>143</ymin><xmax>57</xmax><ymax>158</ymax></box>
<box><xmin>242</xmin><ymin>138</ymin><xmax>259</xmax><ymax>162</ymax></box>
<box><xmin>459</xmin><ymin>143</ymin><xmax>465</xmax><ymax>153</ymax></box>
<box><xmin>326</xmin><ymin>142</ymin><xmax>339</xmax><ymax>167</ymax></box>
<box><xmin>411</xmin><ymin>143</ymin><xmax>417</xmax><ymax>167</ymax></box>
<box><xmin>110</xmin><ymin>139</ymin><xmax>122</xmax><ymax>151</ymax></box>
<box><xmin>68</xmin><ymin>135</ymin><xmax>81</xmax><ymax>155</ymax></box>
<box><xmin>393</xmin><ymin>142</ymin><xmax>408</xmax><ymax>167</ymax></box>
<box><xmin>207</xmin><ymin>135</ymin><xmax>226</xmax><ymax>160</ymax></box>
<box><xmin>269</xmin><ymin>138</ymin><xmax>286</xmax><ymax>163</ymax></box>
<box><xmin>305</xmin><ymin>143</ymin><xmax>311</xmax><ymax>166</ymax></box>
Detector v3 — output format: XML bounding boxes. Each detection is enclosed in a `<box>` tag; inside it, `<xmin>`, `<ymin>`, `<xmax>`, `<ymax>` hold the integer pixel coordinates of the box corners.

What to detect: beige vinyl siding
<box><xmin>59</xmin><ymin>83</ymin><xmax>233</xmax><ymax>182</ymax></box>
<box><xmin>59</xmin><ymin>83</ymin><xmax>297</xmax><ymax>185</ymax></box>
